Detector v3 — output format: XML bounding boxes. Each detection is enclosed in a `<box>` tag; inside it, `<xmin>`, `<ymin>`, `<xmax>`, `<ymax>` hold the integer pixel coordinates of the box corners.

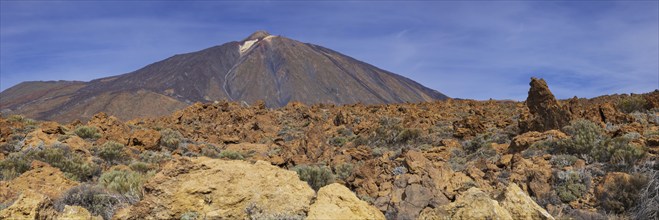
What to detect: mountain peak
<box><xmin>244</xmin><ymin>30</ymin><xmax>271</xmax><ymax>41</ymax></box>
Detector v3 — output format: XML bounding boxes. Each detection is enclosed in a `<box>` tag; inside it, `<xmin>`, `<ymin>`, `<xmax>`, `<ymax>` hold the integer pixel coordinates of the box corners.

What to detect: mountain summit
<box><xmin>0</xmin><ymin>31</ymin><xmax>448</xmax><ymax>122</ymax></box>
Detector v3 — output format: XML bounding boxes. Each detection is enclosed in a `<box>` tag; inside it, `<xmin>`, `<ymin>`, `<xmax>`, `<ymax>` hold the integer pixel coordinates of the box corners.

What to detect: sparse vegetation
<box><xmin>555</xmin><ymin>170</ymin><xmax>590</xmax><ymax>203</ymax></box>
<box><xmin>334</xmin><ymin>163</ymin><xmax>354</xmax><ymax>181</ymax></box>
<box><xmin>95</xmin><ymin>141</ymin><xmax>128</xmax><ymax>165</ymax></box>
<box><xmin>0</xmin><ymin>144</ymin><xmax>100</xmax><ymax>181</ymax></box>
<box><xmin>98</xmin><ymin>170</ymin><xmax>148</xmax><ymax>201</ymax></box>
<box><xmin>293</xmin><ymin>165</ymin><xmax>334</xmax><ymax>191</ymax></box>
<box><xmin>598</xmin><ymin>173</ymin><xmax>648</xmax><ymax>214</ymax></box>
<box><xmin>617</xmin><ymin>95</ymin><xmax>648</xmax><ymax>113</ymax></box>
<box><xmin>55</xmin><ymin>184</ymin><xmax>128</xmax><ymax>220</ymax></box>
<box><xmin>74</xmin><ymin>126</ymin><xmax>102</xmax><ymax>140</ymax></box>
<box><xmin>218</xmin><ymin>150</ymin><xmax>245</xmax><ymax>160</ymax></box>
<box><xmin>160</xmin><ymin>128</ymin><xmax>183</xmax><ymax>150</ymax></box>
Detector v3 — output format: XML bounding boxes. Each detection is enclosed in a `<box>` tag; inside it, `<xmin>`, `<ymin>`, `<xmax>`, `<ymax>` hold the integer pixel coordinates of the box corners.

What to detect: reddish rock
<box><xmin>520</xmin><ymin>78</ymin><xmax>572</xmax><ymax>132</ymax></box>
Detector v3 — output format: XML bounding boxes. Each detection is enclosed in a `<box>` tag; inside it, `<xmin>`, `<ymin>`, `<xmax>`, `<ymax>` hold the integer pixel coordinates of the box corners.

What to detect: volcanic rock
<box><xmin>520</xmin><ymin>78</ymin><xmax>572</xmax><ymax>132</ymax></box>
<box><xmin>116</xmin><ymin>157</ymin><xmax>315</xmax><ymax>219</ymax></box>
<box><xmin>307</xmin><ymin>183</ymin><xmax>385</xmax><ymax>220</ymax></box>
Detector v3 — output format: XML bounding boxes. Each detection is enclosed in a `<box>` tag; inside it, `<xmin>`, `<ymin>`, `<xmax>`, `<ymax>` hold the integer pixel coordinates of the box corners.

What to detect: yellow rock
<box><xmin>59</xmin><ymin>205</ymin><xmax>102</xmax><ymax>220</ymax></box>
<box><xmin>116</xmin><ymin>158</ymin><xmax>315</xmax><ymax>219</ymax></box>
<box><xmin>500</xmin><ymin>184</ymin><xmax>554</xmax><ymax>220</ymax></box>
<box><xmin>307</xmin><ymin>183</ymin><xmax>385</xmax><ymax>220</ymax></box>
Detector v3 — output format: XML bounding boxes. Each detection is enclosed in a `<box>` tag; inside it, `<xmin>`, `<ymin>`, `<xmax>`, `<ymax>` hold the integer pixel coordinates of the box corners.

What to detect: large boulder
<box><xmin>128</xmin><ymin>129</ymin><xmax>161</xmax><ymax>150</ymax></box>
<box><xmin>438</xmin><ymin>187</ymin><xmax>513</xmax><ymax>220</ymax></box>
<box><xmin>307</xmin><ymin>183</ymin><xmax>385</xmax><ymax>220</ymax></box>
<box><xmin>0</xmin><ymin>161</ymin><xmax>79</xmax><ymax>202</ymax></box>
<box><xmin>520</xmin><ymin>78</ymin><xmax>572</xmax><ymax>132</ymax></box>
<box><xmin>116</xmin><ymin>157</ymin><xmax>315</xmax><ymax>219</ymax></box>
<box><xmin>0</xmin><ymin>190</ymin><xmax>57</xmax><ymax>220</ymax></box>
<box><xmin>500</xmin><ymin>184</ymin><xmax>555</xmax><ymax>220</ymax></box>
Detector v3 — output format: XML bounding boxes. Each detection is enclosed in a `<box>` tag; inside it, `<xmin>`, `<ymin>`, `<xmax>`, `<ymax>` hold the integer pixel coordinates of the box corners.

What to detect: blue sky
<box><xmin>1</xmin><ymin>1</ymin><xmax>657</xmax><ymax>100</ymax></box>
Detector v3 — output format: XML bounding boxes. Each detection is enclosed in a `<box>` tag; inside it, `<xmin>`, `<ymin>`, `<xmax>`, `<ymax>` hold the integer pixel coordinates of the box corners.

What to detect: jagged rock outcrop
<box><xmin>116</xmin><ymin>157</ymin><xmax>316</xmax><ymax>219</ymax></box>
<box><xmin>520</xmin><ymin>78</ymin><xmax>572</xmax><ymax>132</ymax></box>
<box><xmin>307</xmin><ymin>183</ymin><xmax>385</xmax><ymax>220</ymax></box>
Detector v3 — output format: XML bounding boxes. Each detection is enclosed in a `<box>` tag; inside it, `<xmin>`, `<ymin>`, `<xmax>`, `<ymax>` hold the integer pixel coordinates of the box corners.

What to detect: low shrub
<box><xmin>160</xmin><ymin>128</ymin><xmax>183</xmax><ymax>150</ymax></box>
<box><xmin>334</xmin><ymin>163</ymin><xmax>354</xmax><ymax>181</ymax></box>
<box><xmin>395</xmin><ymin>128</ymin><xmax>421</xmax><ymax>144</ymax></box>
<box><xmin>54</xmin><ymin>184</ymin><xmax>127</xmax><ymax>220</ymax></box>
<box><xmin>218</xmin><ymin>150</ymin><xmax>245</xmax><ymax>160</ymax></box>
<box><xmin>293</xmin><ymin>165</ymin><xmax>334</xmax><ymax>191</ymax></box>
<box><xmin>98</xmin><ymin>170</ymin><xmax>148</xmax><ymax>201</ymax></box>
<box><xmin>630</xmin><ymin>163</ymin><xmax>659</xmax><ymax>219</ymax></box>
<box><xmin>559</xmin><ymin>119</ymin><xmax>605</xmax><ymax>155</ymax></box>
<box><xmin>0</xmin><ymin>145</ymin><xmax>100</xmax><ymax>181</ymax></box>
<box><xmin>617</xmin><ymin>95</ymin><xmax>648</xmax><ymax>113</ymax></box>
<box><xmin>601</xmin><ymin>137</ymin><xmax>646</xmax><ymax>169</ymax></box>
<box><xmin>139</xmin><ymin>150</ymin><xmax>172</xmax><ymax>164</ymax></box>
<box><xmin>95</xmin><ymin>141</ymin><xmax>128</xmax><ymax>165</ymax></box>
<box><xmin>598</xmin><ymin>173</ymin><xmax>648</xmax><ymax>214</ymax></box>
<box><xmin>551</xmin><ymin>155</ymin><xmax>579</xmax><ymax>168</ymax></box>
<box><xmin>0</xmin><ymin>151</ymin><xmax>32</xmax><ymax>180</ymax></box>
<box><xmin>555</xmin><ymin>170</ymin><xmax>591</xmax><ymax>203</ymax></box>
<box><xmin>74</xmin><ymin>126</ymin><xmax>102</xmax><ymax>140</ymax></box>
<box><xmin>128</xmin><ymin>161</ymin><xmax>152</xmax><ymax>174</ymax></box>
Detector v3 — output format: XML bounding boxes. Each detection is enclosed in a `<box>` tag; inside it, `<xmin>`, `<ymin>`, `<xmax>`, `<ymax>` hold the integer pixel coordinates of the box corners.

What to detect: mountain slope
<box><xmin>0</xmin><ymin>31</ymin><xmax>448</xmax><ymax>122</ymax></box>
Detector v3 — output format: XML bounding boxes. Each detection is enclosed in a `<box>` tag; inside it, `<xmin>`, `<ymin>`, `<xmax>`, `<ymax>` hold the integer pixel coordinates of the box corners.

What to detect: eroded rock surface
<box><xmin>307</xmin><ymin>183</ymin><xmax>385</xmax><ymax>220</ymax></box>
<box><xmin>521</xmin><ymin>78</ymin><xmax>572</xmax><ymax>132</ymax></box>
<box><xmin>116</xmin><ymin>157</ymin><xmax>315</xmax><ymax>219</ymax></box>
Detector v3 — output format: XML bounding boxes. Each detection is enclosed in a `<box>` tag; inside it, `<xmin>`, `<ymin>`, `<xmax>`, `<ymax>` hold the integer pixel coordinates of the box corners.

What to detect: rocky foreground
<box><xmin>1</xmin><ymin>78</ymin><xmax>658</xmax><ymax>219</ymax></box>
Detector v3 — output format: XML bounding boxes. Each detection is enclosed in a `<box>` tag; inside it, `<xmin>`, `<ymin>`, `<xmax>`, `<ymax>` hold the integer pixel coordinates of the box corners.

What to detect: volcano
<box><xmin>0</xmin><ymin>31</ymin><xmax>448</xmax><ymax>122</ymax></box>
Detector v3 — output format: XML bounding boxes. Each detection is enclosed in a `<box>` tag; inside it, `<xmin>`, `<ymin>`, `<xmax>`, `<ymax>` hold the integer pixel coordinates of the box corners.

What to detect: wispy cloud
<box><xmin>1</xmin><ymin>1</ymin><xmax>657</xmax><ymax>100</ymax></box>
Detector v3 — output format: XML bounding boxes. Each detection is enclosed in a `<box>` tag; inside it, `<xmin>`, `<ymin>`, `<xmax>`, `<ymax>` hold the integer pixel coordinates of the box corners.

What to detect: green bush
<box><xmin>598</xmin><ymin>173</ymin><xmax>649</xmax><ymax>214</ymax></box>
<box><xmin>293</xmin><ymin>165</ymin><xmax>334</xmax><ymax>191</ymax></box>
<box><xmin>98</xmin><ymin>170</ymin><xmax>148</xmax><ymax>200</ymax></box>
<box><xmin>218</xmin><ymin>150</ymin><xmax>245</xmax><ymax>160</ymax></box>
<box><xmin>95</xmin><ymin>141</ymin><xmax>128</xmax><ymax>165</ymax></box>
<box><xmin>601</xmin><ymin>137</ymin><xmax>646</xmax><ymax>168</ymax></box>
<box><xmin>139</xmin><ymin>150</ymin><xmax>172</xmax><ymax>164</ymax></box>
<box><xmin>551</xmin><ymin>155</ymin><xmax>579</xmax><ymax>168</ymax></box>
<box><xmin>334</xmin><ymin>163</ymin><xmax>354</xmax><ymax>181</ymax></box>
<box><xmin>160</xmin><ymin>128</ymin><xmax>183</xmax><ymax>150</ymax></box>
<box><xmin>74</xmin><ymin>126</ymin><xmax>102</xmax><ymax>140</ymax></box>
<box><xmin>54</xmin><ymin>184</ymin><xmax>127</xmax><ymax>220</ymax></box>
<box><xmin>0</xmin><ymin>152</ymin><xmax>32</xmax><ymax>180</ymax></box>
<box><xmin>555</xmin><ymin>170</ymin><xmax>590</xmax><ymax>203</ymax></box>
<box><xmin>395</xmin><ymin>129</ymin><xmax>421</xmax><ymax>144</ymax></box>
<box><xmin>617</xmin><ymin>96</ymin><xmax>648</xmax><ymax>113</ymax></box>
<box><xmin>559</xmin><ymin>119</ymin><xmax>605</xmax><ymax>155</ymax></box>
<box><xmin>128</xmin><ymin>161</ymin><xmax>152</xmax><ymax>174</ymax></box>
<box><xmin>0</xmin><ymin>145</ymin><xmax>100</xmax><ymax>181</ymax></box>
